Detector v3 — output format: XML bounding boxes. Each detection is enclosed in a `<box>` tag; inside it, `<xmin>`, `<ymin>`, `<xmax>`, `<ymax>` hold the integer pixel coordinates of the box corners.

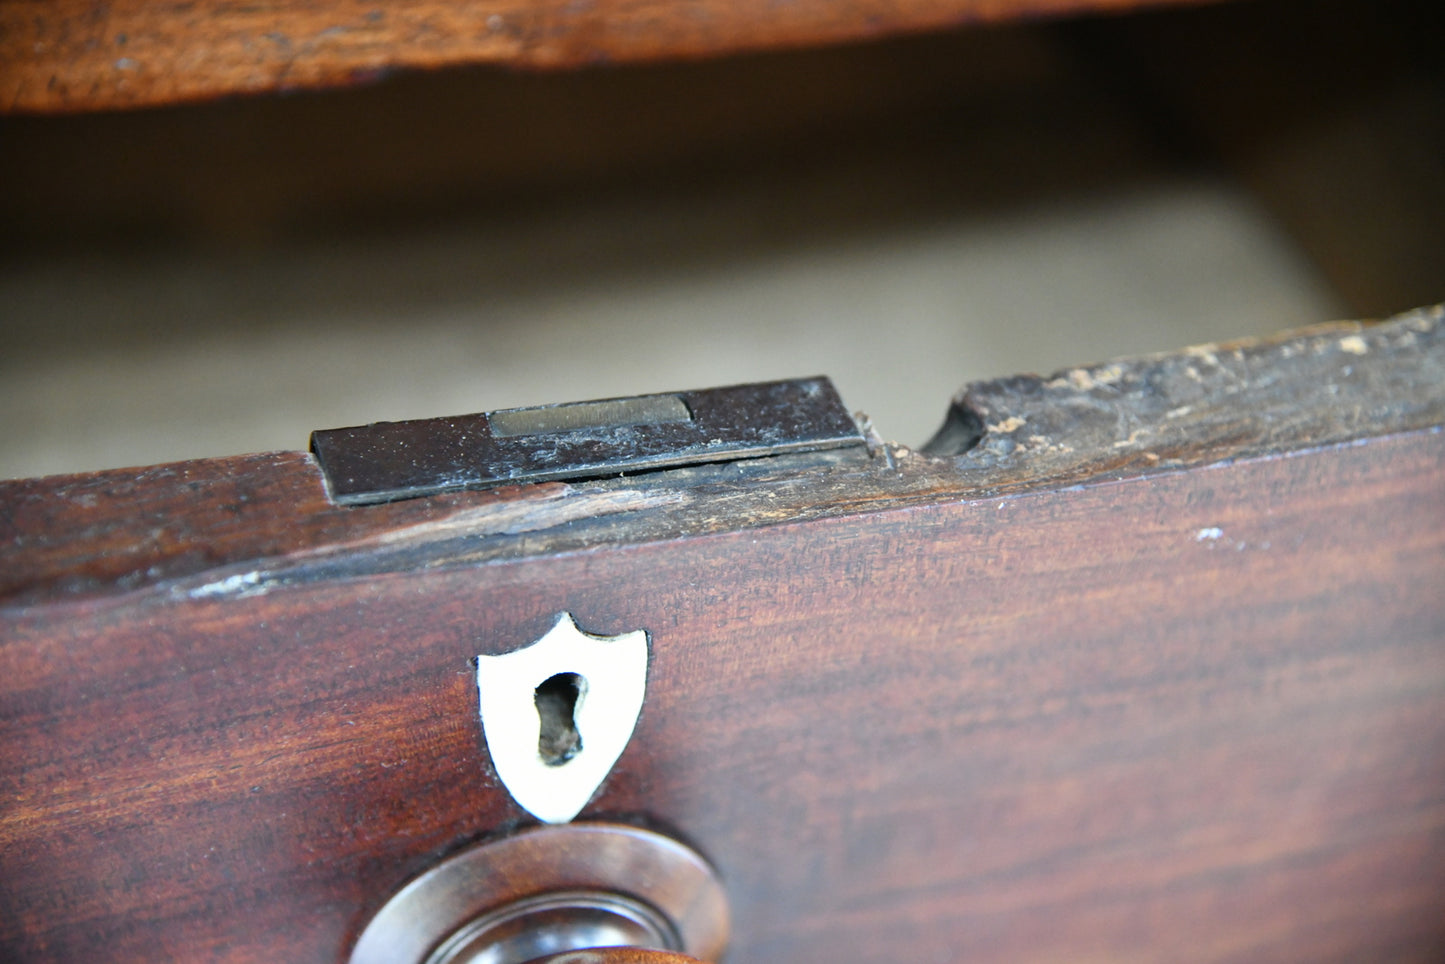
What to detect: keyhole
<box><xmin>535</xmin><ymin>673</ymin><xmax>586</xmax><ymax>766</ymax></box>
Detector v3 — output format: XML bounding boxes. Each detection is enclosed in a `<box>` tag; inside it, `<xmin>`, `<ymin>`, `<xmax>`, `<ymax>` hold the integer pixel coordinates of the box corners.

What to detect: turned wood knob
<box><xmin>350</xmin><ymin>825</ymin><xmax>728</xmax><ymax>964</ymax></box>
<box><xmin>523</xmin><ymin>951</ymin><xmax>704</xmax><ymax>964</ymax></box>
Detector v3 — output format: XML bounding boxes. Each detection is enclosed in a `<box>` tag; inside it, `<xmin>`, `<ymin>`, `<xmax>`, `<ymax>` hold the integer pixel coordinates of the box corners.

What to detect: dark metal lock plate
<box><xmin>311</xmin><ymin>377</ymin><xmax>864</xmax><ymax>505</ymax></box>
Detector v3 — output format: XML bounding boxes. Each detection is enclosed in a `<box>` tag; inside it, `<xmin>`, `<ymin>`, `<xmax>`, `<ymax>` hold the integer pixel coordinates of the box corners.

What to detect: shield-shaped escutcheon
<box><xmin>476</xmin><ymin>613</ymin><xmax>649</xmax><ymax>824</ymax></box>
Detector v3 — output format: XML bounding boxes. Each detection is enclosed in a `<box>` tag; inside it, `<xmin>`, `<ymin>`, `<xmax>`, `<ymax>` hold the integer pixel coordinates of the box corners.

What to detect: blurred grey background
<box><xmin>2</xmin><ymin>0</ymin><xmax>1441</xmax><ymax>479</ymax></box>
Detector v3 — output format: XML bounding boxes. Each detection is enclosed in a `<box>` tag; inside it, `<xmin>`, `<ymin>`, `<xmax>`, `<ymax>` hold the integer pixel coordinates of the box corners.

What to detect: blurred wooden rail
<box><xmin>0</xmin><ymin>0</ymin><xmax>1221</xmax><ymax>113</ymax></box>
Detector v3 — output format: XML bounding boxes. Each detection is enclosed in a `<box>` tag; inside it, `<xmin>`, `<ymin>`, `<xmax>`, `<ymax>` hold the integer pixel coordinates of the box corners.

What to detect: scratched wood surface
<box><xmin>2</xmin><ymin>307</ymin><xmax>1444</xmax><ymax>961</ymax></box>
<box><xmin>0</xmin><ymin>0</ymin><xmax>1222</xmax><ymax>113</ymax></box>
<box><xmin>3</xmin><ymin>307</ymin><xmax>1440</xmax><ymax>607</ymax></box>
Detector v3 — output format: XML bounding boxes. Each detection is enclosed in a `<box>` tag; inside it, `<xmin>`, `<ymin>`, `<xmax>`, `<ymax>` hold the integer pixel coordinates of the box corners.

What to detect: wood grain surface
<box><xmin>0</xmin><ymin>0</ymin><xmax>1220</xmax><ymax>113</ymax></box>
<box><xmin>3</xmin><ymin>307</ymin><xmax>1440</xmax><ymax>607</ymax></box>
<box><xmin>2</xmin><ymin>308</ymin><xmax>1444</xmax><ymax>961</ymax></box>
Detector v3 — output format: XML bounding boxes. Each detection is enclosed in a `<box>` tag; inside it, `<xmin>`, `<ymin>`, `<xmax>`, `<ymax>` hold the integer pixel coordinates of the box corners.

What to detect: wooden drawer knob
<box><xmin>523</xmin><ymin>952</ymin><xmax>703</xmax><ymax>964</ymax></box>
<box><xmin>350</xmin><ymin>824</ymin><xmax>728</xmax><ymax>964</ymax></box>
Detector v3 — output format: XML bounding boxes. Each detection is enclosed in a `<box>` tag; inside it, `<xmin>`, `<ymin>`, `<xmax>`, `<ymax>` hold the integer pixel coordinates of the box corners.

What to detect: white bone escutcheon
<box><xmin>476</xmin><ymin>613</ymin><xmax>648</xmax><ymax>824</ymax></box>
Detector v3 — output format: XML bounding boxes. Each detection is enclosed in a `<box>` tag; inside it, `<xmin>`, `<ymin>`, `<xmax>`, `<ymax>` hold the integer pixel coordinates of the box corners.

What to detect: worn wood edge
<box><xmin>0</xmin><ymin>304</ymin><xmax>1439</xmax><ymax>608</ymax></box>
<box><xmin>1</xmin><ymin>0</ymin><xmax>1225</xmax><ymax>114</ymax></box>
<box><xmin>942</xmin><ymin>305</ymin><xmax>1445</xmax><ymax>483</ymax></box>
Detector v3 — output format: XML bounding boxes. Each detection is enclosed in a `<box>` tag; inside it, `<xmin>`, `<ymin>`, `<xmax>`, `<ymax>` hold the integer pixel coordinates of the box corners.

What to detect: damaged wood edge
<box><xmin>1</xmin><ymin>306</ymin><xmax>1440</xmax><ymax>607</ymax></box>
<box><xmin>180</xmin><ymin>485</ymin><xmax>693</xmax><ymax>600</ymax></box>
<box><xmin>937</xmin><ymin>305</ymin><xmax>1444</xmax><ymax>483</ymax></box>
<box><xmin>167</xmin><ymin>428</ymin><xmax>1445</xmax><ymax>603</ymax></box>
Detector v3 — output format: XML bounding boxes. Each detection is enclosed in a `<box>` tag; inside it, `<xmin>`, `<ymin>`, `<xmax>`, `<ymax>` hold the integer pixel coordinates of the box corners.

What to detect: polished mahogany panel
<box><xmin>2</xmin><ymin>309</ymin><xmax>1443</xmax><ymax>961</ymax></box>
